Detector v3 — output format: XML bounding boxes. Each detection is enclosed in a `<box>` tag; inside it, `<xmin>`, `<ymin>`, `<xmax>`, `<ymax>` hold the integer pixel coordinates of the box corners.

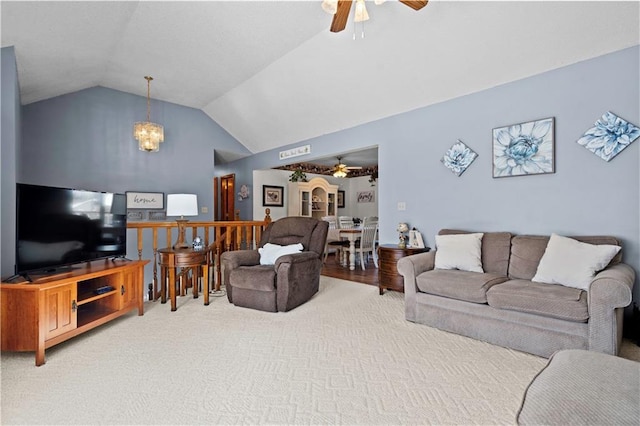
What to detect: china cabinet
<box><xmin>288</xmin><ymin>177</ymin><xmax>339</xmax><ymax>219</ymax></box>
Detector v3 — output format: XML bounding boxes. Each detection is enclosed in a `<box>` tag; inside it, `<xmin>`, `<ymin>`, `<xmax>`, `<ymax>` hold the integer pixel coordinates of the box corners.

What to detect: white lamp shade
<box><xmin>166</xmin><ymin>194</ymin><xmax>198</xmax><ymax>217</ymax></box>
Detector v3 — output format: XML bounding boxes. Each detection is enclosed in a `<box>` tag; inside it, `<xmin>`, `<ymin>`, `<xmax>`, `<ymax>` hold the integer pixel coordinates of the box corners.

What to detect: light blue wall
<box><xmin>1</xmin><ymin>47</ymin><xmax>21</xmax><ymax>278</ymax></box>
<box><xmin>16</xmin><ymin>85</ymin><xmax>250</xmax><ymax>283</ymax></box>
<box><xmin>225</xmin><ymin>46</ymin><xmax>640</xmax><ymax>305</ymax></box>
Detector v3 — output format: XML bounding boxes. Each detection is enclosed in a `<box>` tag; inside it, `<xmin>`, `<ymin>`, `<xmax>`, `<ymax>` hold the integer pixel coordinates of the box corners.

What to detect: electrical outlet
<box><xmin>201</xmin><ymin>206</ymin><xmax>208</xmax><ymax>214</ymax></box>
<box><xmin>397</xmin><ymin>202</ymin><xmax>406</xmax><ymax>211</ymax></box>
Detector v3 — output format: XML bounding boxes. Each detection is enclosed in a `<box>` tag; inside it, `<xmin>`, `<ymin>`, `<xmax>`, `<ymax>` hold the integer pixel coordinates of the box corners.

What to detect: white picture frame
<box><xmin>408</xmin><ymin>230</ymin><xmax>425</xmax><ymax>248</ymax></box>
<box><xmin>126</xmin><ymin>192</ymin><xmax>164</xmax><ymax>209</ymax></box>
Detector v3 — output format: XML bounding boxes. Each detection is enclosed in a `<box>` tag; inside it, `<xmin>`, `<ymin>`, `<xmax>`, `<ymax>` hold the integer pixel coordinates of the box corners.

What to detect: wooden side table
<box><xmin>378</xmin><ymin>244</ymin><xmax>430</xmax><ymax>295</ymax></box>
<box><xmin>158</xmin><ymin>247</ymin><xmax>210</xmax><ymax>311</ymax></box>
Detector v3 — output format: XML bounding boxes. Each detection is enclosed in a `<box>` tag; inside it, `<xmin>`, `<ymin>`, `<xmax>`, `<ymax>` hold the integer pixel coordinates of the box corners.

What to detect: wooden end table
<box><xmin>378</xmin><ymin>244</ymin><xmax>430</xmax><ymax>295</ymax></box>
<box><xmin>158</xmin><ymin>247</ymin><xmax>210</xmax><ymax>311</ymax></box>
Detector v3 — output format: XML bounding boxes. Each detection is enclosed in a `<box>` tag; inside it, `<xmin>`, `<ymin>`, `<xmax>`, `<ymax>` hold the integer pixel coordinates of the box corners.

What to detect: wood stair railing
<box><xmin>127</xmin><ymin>209</ymin><xmax>271</xmax><ymax>300</ymax></box>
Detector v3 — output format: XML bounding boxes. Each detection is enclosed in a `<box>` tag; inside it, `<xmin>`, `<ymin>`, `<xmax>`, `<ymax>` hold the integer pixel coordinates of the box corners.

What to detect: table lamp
<box><xmin>166</xmin><ymin>194</ymin><xmax>198</xmax><ymax>249</ymax></box>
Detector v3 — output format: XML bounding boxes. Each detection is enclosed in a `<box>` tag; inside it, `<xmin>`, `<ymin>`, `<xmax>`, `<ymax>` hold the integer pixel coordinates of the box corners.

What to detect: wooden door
<box><xmin>215</xmin><ymin>174</ymin><xmax>235</xmax><ymax>221</ymax></box>
<box><xmin>43</xmin><ymin>283</ymin><xmax>77</xmax><ymax>340</ymax></box>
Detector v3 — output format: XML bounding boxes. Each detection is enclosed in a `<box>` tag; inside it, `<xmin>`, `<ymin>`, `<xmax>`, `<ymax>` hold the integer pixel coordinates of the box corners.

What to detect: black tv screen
<box><xmin>16</xmin><ymin>183</ymin><xmax>127</xmax><ymax>274</ymax></box>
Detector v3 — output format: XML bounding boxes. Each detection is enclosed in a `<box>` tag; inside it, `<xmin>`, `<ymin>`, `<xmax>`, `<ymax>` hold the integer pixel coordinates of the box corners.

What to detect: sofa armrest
<box><xmin>221</xmin><ymin>250</ymin><xmax>260</xmax><ymax>269</ymax></box>
<box><xmin>275</xmin><ymin>251</ymin><xmax>319</xmax><ymax>267</ymax></box>
<box><xmin>275</xmin><ymin>252</ymin><xmax>323</xmax><ymax>312</ymax></box>
<box><xmin>220</xmin><ymin>250</ymin><xmax>260</xmax><ymax>302</ymax></box>
<box><xmin>397</xmin><ymin>251</ymin><xmax>436</xmax><ymax>322</ymax></box>
<box><xmin>588</xmin><ymin>263</ymin><xmax>635</xmax><ymax>355</ymax></box>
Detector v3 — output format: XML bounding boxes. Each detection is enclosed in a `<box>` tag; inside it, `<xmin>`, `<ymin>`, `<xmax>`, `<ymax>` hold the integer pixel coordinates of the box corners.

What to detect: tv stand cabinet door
<box><xmin>42</xmin><ymin>283</ymin><xmax>77</xmax><ymax>340</ymax></box>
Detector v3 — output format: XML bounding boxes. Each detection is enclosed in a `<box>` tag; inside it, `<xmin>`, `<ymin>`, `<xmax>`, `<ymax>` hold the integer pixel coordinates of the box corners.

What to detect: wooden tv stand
<box><xmin>1</xmin><ymin>259</ymin><xmax>149</xmax><ymax>366</ymax></box>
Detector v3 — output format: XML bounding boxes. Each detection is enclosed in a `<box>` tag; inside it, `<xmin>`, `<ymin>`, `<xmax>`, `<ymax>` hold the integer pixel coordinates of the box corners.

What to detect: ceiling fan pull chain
<box><xmin>352</xmin><ymin>21</ymin><xmax>365</xmax><ymax>40</ymax></box>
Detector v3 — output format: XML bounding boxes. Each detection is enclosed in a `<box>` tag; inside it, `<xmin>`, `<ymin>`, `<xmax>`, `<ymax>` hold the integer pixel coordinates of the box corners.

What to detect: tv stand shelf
<box><xmin>1</xmin><ymin>259</ymin><xmax>149</xmax><ymax>366</ymax></box>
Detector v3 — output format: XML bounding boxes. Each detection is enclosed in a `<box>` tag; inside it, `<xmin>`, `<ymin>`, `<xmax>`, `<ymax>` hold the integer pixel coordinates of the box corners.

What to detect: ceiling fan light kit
<box><xmin>333</xmin><ymin>156</ymin><xmax>362</xmax><ymax>178</ymax></box>
<box><xmin>322</xmin><ymin>0</ymin><xmax>428</xmax><ymax>35</ymax></box>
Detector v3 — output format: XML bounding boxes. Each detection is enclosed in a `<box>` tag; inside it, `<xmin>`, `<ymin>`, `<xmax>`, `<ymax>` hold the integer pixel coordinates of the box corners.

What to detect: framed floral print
<box><xmin>576</xmin><ymin>111</ymin><xmax>640</xmax><ymax>162</ymax></box>
<box><xmin>441</xmin><ymin>139</ymin><xmax>477</xmax><ymax>176</ymax></box>
<box><xmin>492</xmin><ymin>117</ymin><xmax>555</xmax><ymax>178</ymax></box>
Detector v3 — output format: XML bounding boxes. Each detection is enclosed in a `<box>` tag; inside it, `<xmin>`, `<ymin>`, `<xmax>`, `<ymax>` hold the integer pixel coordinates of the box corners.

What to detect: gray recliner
<box><xmin>220</xmin><ymin>217</ymin><xmax>329</xmax><ymax>312</ymax></box>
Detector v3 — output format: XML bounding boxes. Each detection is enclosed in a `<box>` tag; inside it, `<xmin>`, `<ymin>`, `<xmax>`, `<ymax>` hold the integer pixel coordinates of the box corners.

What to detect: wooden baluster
<box><xmin>215</xmin><ymin>244</ymin><xmax>222</xmax><ymax>292</ymax></box>
<box><xmin>235</xmin><ymin>225</ymin><xmax>242</xmax><ymax>250</ymax></box>
<box><xmin>166</xmin><ymin>228</ymin><xmax>172</xmax><ymax>250</ymax></box>
<box><xmin>152</xmin><ymin>228</ymin><xmax>159</xmax><ymax>301</ymax></box>
<box><xmin>137</xmin><ymin>228</ymin><xmax>143</xmax><ymax>260</ymax></box>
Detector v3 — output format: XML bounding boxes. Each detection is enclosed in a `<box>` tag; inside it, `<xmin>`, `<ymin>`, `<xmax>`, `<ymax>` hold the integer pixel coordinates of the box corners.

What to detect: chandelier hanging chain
<box><xmin>145</xmin><ymin>76</ymin><xmax>152</xmax><ymax>122</ymax></box>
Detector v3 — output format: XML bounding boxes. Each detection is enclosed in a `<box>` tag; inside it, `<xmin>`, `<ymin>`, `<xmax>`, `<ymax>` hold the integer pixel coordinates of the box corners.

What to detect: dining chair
<box><xmin>344</xmin><ymin>216</ymin><xmax>379</xmax><ymax>270</ymax></box>
<box><xmin>338</xmin><ymin>216</ymin><xmax>354</xmax><ymax>229</ymax></box>
<box><xmin>372</xmin><ymin>223</ymin><xmax>380</xmax><ymax>268</ymax></box>
<box><xmin>322</xmin><ymin>216</ymin><xmax>346</xmax><ymax>263</ymax></box>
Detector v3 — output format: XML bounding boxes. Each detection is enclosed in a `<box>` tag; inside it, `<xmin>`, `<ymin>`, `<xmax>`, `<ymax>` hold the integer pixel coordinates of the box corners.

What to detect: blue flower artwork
<box><xmin>492</xmin><ymin>117</ymin><xmax>554</xmax><ymax>178</ymax></box>
<box><xmin>441</xmin><ymin>140</ymin><xmax>478</xmax><ymax>176</ymax></box>
<box><xmin>576</xmin><ymin>111</ymin><xmax>640</xmax><ymax>162</ymax></box>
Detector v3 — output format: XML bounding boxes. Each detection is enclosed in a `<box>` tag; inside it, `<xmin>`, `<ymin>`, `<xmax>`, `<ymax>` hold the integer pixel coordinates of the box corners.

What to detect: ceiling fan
<box><xmin>333</xmin><ymin>156</ymin><xmax>362</xmax><ymax>177</ymax></box>
<box><xmin>322</xmin><ymin>0</ymin><xmax>429</xmax><ymax>33</ymax></box>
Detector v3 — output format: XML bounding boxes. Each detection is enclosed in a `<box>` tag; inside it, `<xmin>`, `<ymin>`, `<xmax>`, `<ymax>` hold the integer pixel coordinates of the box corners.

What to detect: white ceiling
<box><xmin>2</xmin><ymin>1</ymin><xmax>639</xmax><ymax>157</ymax></box>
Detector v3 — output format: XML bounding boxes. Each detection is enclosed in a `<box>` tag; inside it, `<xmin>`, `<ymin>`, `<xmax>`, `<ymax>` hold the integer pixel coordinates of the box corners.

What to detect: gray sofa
<box><xmin>397</xmin><ymin>229</ymin><xmax>635</xmax><ymax>358</ymax></box>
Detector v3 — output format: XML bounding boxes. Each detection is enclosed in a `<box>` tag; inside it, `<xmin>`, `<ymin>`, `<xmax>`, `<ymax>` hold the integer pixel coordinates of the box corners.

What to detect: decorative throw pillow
<box><xmin>434</xmin><ymin>233</ymin><xmax>484</xmax><ymax>273</ymax></box>
<box><xmin>532</xmin><ymin>233</ymin><xmax>621</xmax><ymax>290</ymax></box>
<box><xmin>259</xmin><ymin>243</ymin><xmax>304</xmax><ymax>265</ymax></box>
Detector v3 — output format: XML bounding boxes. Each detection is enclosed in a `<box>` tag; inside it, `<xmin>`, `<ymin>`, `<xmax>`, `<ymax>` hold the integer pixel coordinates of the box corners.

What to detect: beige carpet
<box><xmin>1</xmin><ymin>276</ymin><xmax>637</xmax><ymax>425</ymax></box>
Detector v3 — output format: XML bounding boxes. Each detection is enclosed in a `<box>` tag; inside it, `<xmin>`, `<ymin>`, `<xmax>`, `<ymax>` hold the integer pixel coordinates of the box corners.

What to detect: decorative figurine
<box><xmin>397</xmin><ymin>222</ymin><xmax>409</xmax><ymax>248</ymax></box>
<box><xmin>192</xmin><ymin>236</ymin><xmax>203</xmax><ymax>251</ymax></box>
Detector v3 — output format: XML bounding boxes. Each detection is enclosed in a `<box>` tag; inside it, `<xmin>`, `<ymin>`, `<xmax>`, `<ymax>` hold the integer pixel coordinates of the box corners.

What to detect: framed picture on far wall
<box><xmin>262</xmin><ymin>185</ymin><xmax>284</xmax><ymax>207</ymax></box>
<box><xmin>337</xmin><ymin>190</ymin><xmax>345</xmax><ymax>208</ymax></box>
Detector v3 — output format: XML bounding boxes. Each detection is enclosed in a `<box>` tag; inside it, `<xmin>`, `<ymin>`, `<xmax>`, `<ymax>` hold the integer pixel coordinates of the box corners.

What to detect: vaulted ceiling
<box><xmin>2</xmin><ymin>1</ymin><xmax>638</xmax><ymax>156</ymax></box>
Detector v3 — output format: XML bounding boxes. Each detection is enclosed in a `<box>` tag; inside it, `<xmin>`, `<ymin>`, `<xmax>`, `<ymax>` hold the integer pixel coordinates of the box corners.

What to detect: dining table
<box><xmin>327</xmin><ymin>227</ymin><xmax>363</xmax><ymax>271</ymax></box>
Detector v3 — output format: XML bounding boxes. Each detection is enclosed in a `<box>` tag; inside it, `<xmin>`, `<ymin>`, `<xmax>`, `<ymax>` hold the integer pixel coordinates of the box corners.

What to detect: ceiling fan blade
<box><xmin>330</xmin><ymin>0</ymin><xmax>353</xmax><ymax>33</ymax></box>
<box><xmin>346</xmin><ymin>166</ymin><xmax>362</xmax><ymax>169</ymax></box>
<box><xmin>399</xmin><ymin>0</ymin><xmax>429</xmax><ymax>11</ymax></box>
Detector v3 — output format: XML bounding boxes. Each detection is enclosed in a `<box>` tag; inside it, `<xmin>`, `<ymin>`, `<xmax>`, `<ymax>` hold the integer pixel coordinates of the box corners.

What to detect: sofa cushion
<box><xmin>486</xmin><ymin>279</ymin><xmax>588</xmax><ymax>322</ymax></box>
<box><xmin>439</xmin><ymin>229</ymin><xmax>512</xmax><ymax>276</ymax></box>
<box><xmin>230</xmin><ymin>266</ymin><xmax>276</xmax><ymax>292</ymax></box>
<box><xmin>416</xmin><ymin>269</ymin><xmax>508</xmax><ymax>304</ymax></box>
<box><xmin>434</xmin><ymin>233</ymin><xmax>484</xmax><ymax>273</ymax></box>
<box><xmin>532</xmin><ymin>233</ymin><xmax>621</xmax><ymax>290</ymax></box>
<box><xmin>509</xmin><ymin>234</ymin><xmax>622</xmax><ymax>280</ymax></box>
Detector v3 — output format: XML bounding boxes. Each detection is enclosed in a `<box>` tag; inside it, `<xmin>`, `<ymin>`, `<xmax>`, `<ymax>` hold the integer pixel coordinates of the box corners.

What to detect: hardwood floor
<box><xmin>321</xmin><ymin>252</ymin><xmax>379</xmax><ymax>288</ymax></box>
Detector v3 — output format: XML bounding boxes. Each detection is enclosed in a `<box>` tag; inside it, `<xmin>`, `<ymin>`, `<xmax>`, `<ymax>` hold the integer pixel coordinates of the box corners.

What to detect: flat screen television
<box><xmin>16</xmin><ymin>183</ymin><xmax>127</xmax><ymax>276</ymax></box>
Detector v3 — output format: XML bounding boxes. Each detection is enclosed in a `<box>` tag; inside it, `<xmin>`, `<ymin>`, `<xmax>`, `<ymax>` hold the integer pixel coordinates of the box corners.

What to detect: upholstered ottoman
<box><xmin>517</xmin><ymin>349</ymin><xmax>640</xmax><ymax>425</ymax></box>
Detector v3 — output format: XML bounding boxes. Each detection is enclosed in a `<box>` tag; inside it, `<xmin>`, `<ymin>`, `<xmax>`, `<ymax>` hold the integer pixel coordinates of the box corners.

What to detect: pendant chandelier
<box><xmin>134</xmin><ymin>76</ymin><xmax>164</xmax><ymax>152</ymax></box>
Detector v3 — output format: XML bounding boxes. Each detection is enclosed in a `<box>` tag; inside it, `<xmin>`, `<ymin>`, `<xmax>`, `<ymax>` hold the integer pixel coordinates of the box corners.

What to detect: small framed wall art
<box><xmin>441</xmin><ymin>139</ymin><xmax>478</xmax><ymax>176</ymax></box>
<box><xmin>262</xmin><ymin>185</ymin><xmax>284</xmax><ymax>207</ymax></box>
<box><xmin>357</xmin><ymin>190</ymin><xmax>375</xmax><ymax>203</ymax></box>
<box><xmin>126</xmin><ymin>192</ymin><xmax>164</xmax><ymax>209</ymax></box>
<box><xmin>337</xmin><ymin>190</ymin><xmax>345</xmax><ymax>208</ymax></box>
<box><xmin>577</xmin><ymin>111</ymin><xmax>640</xmax><ymax>162</ymax></box>
<box><xmin>492</xmin><ymin>117</ymin><xmax>555</xmax><ymax>178</ymax></box>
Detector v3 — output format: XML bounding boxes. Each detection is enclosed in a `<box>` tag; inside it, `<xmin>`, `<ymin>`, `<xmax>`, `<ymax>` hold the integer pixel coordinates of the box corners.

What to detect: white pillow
<box><xmin>532</xmin><ymin>233</ymin><xmax>621</xmax><ymax>290</ymax></box>
<box><xmin>258</xmin><ymin>243</ymin><xmax>304</xmax><ymax>265</ymax></box>
<box><xmin>434</xmin><ymin>233</ymin><xmax>484</xmax><ymax>273</ymax></box>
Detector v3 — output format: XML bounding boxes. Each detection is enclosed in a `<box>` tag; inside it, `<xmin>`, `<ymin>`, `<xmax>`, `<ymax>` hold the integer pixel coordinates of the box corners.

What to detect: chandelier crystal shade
<box><xmin>134</xmin><ymin>76</ymin><xmax>164</xmax><ymax>152</ymax></box>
